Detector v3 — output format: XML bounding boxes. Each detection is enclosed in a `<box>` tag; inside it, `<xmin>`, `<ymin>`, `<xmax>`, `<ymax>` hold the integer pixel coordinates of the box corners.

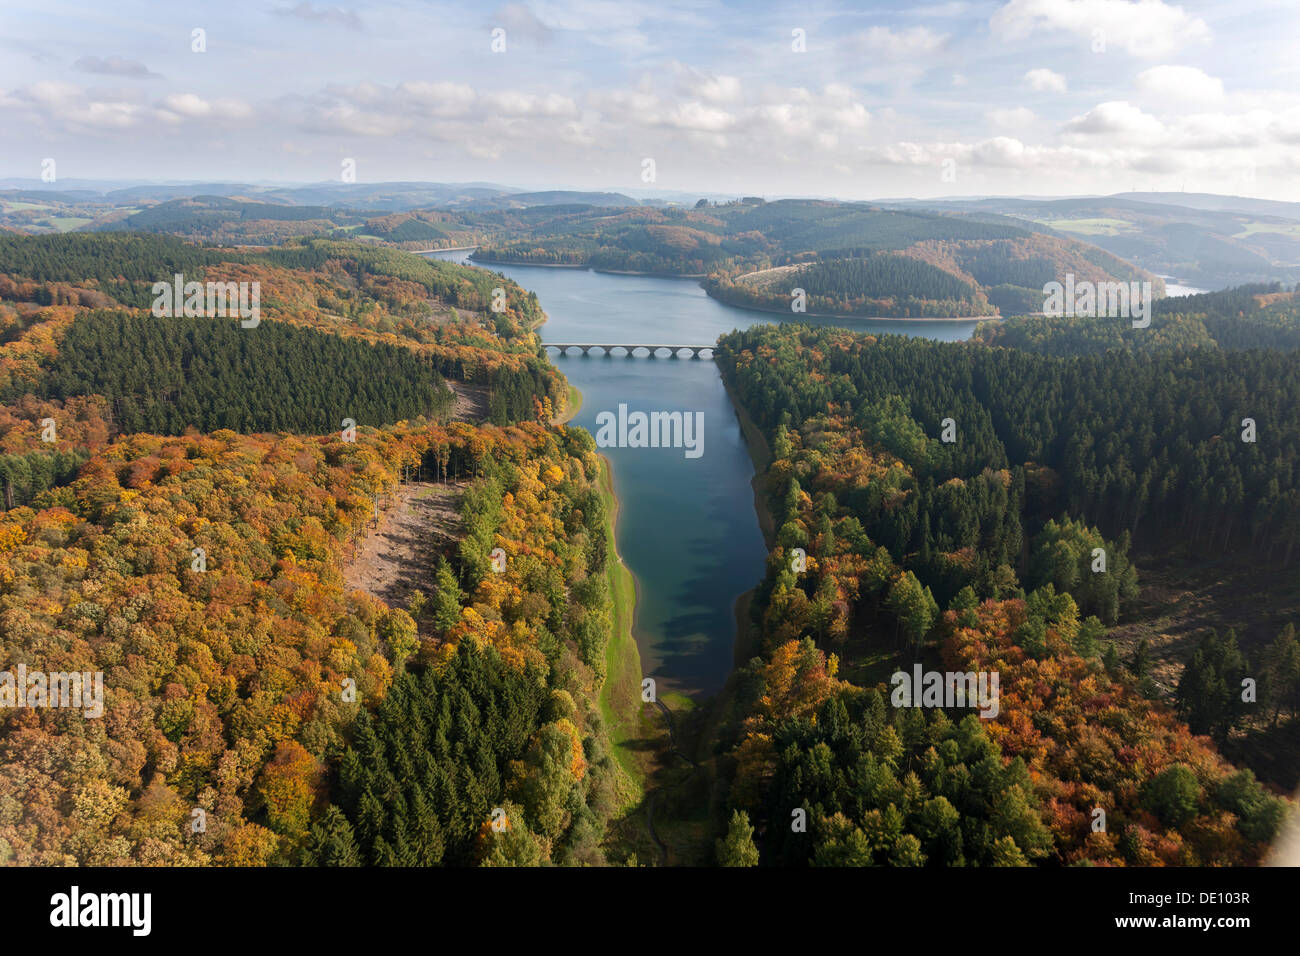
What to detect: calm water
<box><xmin>426</xmin><ymin>250</ymin><xmax>974</xmax><ymax>696</ymax></box>
<box><xmin>1159</xmin><ymin>275</ymin><xmax>1211</xmax><ymax>297</ymax></box>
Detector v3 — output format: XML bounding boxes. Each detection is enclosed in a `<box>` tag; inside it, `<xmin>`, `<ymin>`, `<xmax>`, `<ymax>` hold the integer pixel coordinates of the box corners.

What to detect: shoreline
<box><xmin>543</xmin><ymin>363</ymin><xmax>645</xmax><ymax>799</ymax></box>
<box><xmin>594</xmin><ymin>445</ymin><xmax>647</xmax><ymax>800</ymax></box>
<box><xmin>471</xmin><ymin>257</ymin><xmax>588</xmax><ymax>269</ymax></box>
<box><xmin>704</xmin><ymin>292</ymin><xmax>1001</xmax><ymax>324</ymax></box>
<box><xmin>471</xmin><ymin>257</ymin><xmax>708</xmax><ymax>279</ymax></box>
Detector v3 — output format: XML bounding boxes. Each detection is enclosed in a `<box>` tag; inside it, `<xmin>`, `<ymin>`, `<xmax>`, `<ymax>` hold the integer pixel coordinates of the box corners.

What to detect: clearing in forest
<box><xmin>343</xmin><ymin>480</ymin><xmax>463</xmax><ymax>615</ymax></box>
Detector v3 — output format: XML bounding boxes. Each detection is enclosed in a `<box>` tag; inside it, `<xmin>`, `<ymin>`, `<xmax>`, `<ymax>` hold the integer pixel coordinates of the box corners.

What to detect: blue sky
<box><xmin>2</xmin><ymin>0</ymin><xmax>1298</xmax><ymax>199</ymax></box>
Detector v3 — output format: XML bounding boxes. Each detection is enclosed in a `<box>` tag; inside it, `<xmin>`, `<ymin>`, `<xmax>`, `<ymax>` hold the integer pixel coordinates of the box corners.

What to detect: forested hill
<box><xmin>464</xmin><ymin>199</ymin><xmax>1159</xmax><ymax>318</ymax></box>
<box><xmin>0</xmin><ymin>423</ymin><xmax>631</xmax><ymax>865</ymax></box>
<box><xmin>975</xmin><ymin>283</ymin><xmax>1300</xmax><ymax>353</ymax></box>
<box><xmin>0</xmin><ymin>234</ymin><xmax>564</xmax><ymax>466</ymax></box>
<box><xmin>710</xmin><ymin>322</ymin><xmax>1296</xmax><ymax>866</ymax></box>
<box><xmin>0</xmin><ymin>230</ymin><xmax>634</xmax><ymax>867</ymax></box>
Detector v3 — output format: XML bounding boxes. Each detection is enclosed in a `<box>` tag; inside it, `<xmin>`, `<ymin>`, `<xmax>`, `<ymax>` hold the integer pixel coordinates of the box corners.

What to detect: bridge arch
<box><xmin>540</xmin><ymin>343</ymin><xmax>715</xmax><ymax>360</ymax></box>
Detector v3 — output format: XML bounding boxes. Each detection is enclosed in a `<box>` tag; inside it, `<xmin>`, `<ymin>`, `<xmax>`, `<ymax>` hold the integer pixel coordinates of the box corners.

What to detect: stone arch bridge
<box><xmin>541</xmin><ymin>343</ymin><xmax>716</xmax><ymax>359</ymax></box>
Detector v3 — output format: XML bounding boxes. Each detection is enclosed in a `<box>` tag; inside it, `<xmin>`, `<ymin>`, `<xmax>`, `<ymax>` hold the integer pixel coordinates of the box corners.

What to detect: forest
<box><xmin>720</xmin><ymin>326</ymin><xmax>1300</xmax><ymax>566</ymax></box>
<box><xmin>0</xmin><ymin>234</ymin><xmax>565</xmax><ymax>447</ymax></box>
<box><xmin>35</xmin><ymin>310</ymin><xmax>454</xmax><ymax>435</ymax></box>
<box><xmin>977</xmin><ymin>284</ymin><xmax>1300</xmax><ymax>354</ymax></box>
<box><xmin>0</xmin><ymin>413</ymin><xmax>627</xmax><ymax>865</ymax></box>
<box><xmin>0</xmin><ymin>228</ymin><xmax>637</xmax><ymax>866</ymax></box>
<box><xmin>712</xmin><ymin>321</ymin><xmax>1296</xmax><ymax>866</ymax></box>
<box><xmin>706</xmin><ymin>253</ymin><xmax>993</xmax><ymax>318</ymax></box>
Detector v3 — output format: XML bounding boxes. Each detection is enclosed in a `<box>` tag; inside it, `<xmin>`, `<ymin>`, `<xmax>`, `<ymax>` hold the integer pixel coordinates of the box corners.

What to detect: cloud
<box><xmin>274</xmin><ymin>3</ymin><xmax>363</xmax><ymax>30</ymax></box>
<box><xmin>0</xmin><ymin>82</ymin><xmax>148</xmax><ymax>129</ymax></box>
<box><xmin>988</xmin><ymin>107</ymin><xmax>1037</xmax><ymax>128</ymax></box>
<box><xmin>992</xmin><ymin>0</ymin><xmax>1211</xmax><ymax>56</ymax></box>
<box><xmin>1023</xmin><ymin>68</ymin><xmax>1066</xmax><ymax>93</ymax></box>
<box><xmin>482</xmin><ymin>91</ymin><xmax>578</xmax><ymax>117</ymax></box>
<box><xmin>1135</xmin><ymin>64</ymin><xmax>1224</xmax><ymax>103</ymax></box>
<box><xmin>850</xmin><ymin>25</ymin><xmax>947</xmax><ymax>59</ymax></box>
<box><xmin>670</xmin><ymin>63</ymin><xmax>742</xmax><ymax>104</ymax></box>
<box><xmin>1062</xmin><ymin>100</ymin><xmax>1165</xmax><ymax>138</ymax></box>
<box><xmin>74</xmin><ymin>56</ymin><xmax>160</xmax><ymax>79</ymax></box>
<box><xmin>662</xmin><ymin>101</ymin><xmax>735</xmax><ymax>133</ymax></box>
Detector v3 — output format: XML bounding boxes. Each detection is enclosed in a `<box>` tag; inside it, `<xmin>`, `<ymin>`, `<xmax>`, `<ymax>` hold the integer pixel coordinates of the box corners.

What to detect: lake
<box><xmin>426</xmin><ymin>250</ymin><xmax>975</xmax><ymax>696</ymax></box>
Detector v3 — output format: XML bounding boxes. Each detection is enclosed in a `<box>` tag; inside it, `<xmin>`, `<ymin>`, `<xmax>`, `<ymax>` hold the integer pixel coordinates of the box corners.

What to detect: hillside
<box><xmin>0</xmin><ymin>233</ymin><xmax>565</xmax><ymax>469</ymax></box>
<box><xmin>713</xmin><ymin>323</ymin><xmax>1297</xmax><ymax>865</ymax></box>
<box><xmin>888</xmin><ymin>194</ymin><xmax>1300</xmax><ymax>291</ymax></box>
<box><xmin>0</xmin><ymin>230</ymin><xmax>632</xmax><ymax>866</ymax></box>
<box><xmin>470</xmin><ymin>199</ymin><xmax>1162</xmax><ymax>317</ymax></box>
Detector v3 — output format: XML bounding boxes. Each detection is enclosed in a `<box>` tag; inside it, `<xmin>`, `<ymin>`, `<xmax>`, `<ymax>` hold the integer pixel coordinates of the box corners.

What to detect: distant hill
<box><xmin>883</xmin><ymin>194</ymin><xmax>1300</xmax><ymax>290</ymax></box>
<box><xmin>96</xmin><ymin>196</ymin><xmax>367</xmax><ymax>244</ymax></box>
<box><xmin>1118</xmin><ymin>191</ymin><xmax>1300</xmax><ymax>222</ymax></box>
<box><xmin>467</xmin><ymin>198</ymin><xmax>1159</xmax><ymax>316</ymax></box>
<box><xmin>461</xmin><ymin>190</ymin><xmax>642</xmax><ymax>210</ymax></box>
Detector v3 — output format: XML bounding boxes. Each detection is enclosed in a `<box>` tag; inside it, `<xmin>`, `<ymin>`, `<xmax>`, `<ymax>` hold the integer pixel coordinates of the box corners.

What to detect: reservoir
<box><xmin>426</xmin><ymin>249</ymin><xmax>976</xmax><ymax>697</ymax></box>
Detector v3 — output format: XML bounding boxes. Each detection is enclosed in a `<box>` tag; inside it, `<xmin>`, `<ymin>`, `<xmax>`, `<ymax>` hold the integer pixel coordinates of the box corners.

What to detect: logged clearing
<box><xmin>1108</xmin><ymin>550</ymin><xmax>1300</xmax><ymax>694</ymax></box>
<box><xmin>343</xmin><ymin>480</ymin><xmax>463</xmax><ymax>614</ymax></box>
<box><xmin>448</xmin><ymin>380</ymin><xmax>489</xmax><ymax>422</ymax></box>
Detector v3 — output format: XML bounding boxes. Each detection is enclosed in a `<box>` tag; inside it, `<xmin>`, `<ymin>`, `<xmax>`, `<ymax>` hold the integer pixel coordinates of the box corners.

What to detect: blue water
<box><xmin>426</xmin><ymin>250</ymin><xmax>974</xmax><ymax>696</ymax></box>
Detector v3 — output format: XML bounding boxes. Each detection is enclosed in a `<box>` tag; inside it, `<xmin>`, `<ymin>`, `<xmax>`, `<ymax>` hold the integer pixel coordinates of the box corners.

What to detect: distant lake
<box><xmin>1160</xmin><ymin>276</ymin><xmax>1211</xmax><ymax>297</ymax></box>
<box><xmin>425</xmin><ymin>250</ymin><xmax>974</xmax><ymax>696</ymax></box>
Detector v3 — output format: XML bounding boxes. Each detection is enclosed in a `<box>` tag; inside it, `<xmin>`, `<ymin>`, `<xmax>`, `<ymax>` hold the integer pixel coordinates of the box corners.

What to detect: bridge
<box><xmin>542</xmin><ymin>343</ymin><xmax>716</xmax><ymax>359</ymax></box>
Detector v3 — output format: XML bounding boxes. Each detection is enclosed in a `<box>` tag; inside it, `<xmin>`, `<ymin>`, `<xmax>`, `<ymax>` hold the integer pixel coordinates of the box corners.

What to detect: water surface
<box><xmin>426</xmin><ymin>250</ymin><xmax>972</xmax><ymax>695</ymax></box>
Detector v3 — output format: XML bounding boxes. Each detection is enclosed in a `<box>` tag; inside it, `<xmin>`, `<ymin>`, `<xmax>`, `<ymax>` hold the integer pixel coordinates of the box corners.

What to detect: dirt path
<box><xmin>343</xmin><ymin>481</ymin><xmax>463</xmax><ymax>613</ymax></box>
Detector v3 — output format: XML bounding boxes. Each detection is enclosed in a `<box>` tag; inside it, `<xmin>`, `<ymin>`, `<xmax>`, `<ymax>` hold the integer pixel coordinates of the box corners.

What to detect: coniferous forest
<box><xmin>712</xmin><ymin>316</ymin><xmax>1300</xmax><ymax>866</ymax></box>
<box><xmin>39</xmin><ymin>310</ymin><xmax>454</xmax><ymax>435</ymax></box>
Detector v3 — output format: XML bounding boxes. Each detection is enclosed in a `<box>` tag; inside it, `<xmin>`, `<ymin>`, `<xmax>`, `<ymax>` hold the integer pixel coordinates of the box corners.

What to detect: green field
<box><xmin>1232</xmin><ymin>221</ymin><xmax>1300</xmax><ymax>239</ymax></box>
<box><xmin>45</xmin><ymin>216</ymin><xmax>94</xmax><ymax>232</ymax></box>
<box><xmin>1032</xmin><ymin>216</ymin><xmax>1133</xmax><ymax>236</ymax></box>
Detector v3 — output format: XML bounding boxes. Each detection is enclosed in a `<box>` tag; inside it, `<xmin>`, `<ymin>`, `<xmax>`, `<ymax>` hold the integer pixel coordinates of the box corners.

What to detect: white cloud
<box><xmin>1023</xmin><ymin>68</ymin><xmax>1067</xmax><ymax>93</ymax></box>
<box><xmin>670</xmin><ymin>63</ymin><xmax>742</xmax><ymax>104</ymax></box>
<box><xmin>161</xmin><ymin>93</ymin><xmax>211</xmax><ymax>117</ymax></box>
<box><xmin>1135</xmin><ymin>65</ymin><xmax>1224</xmax><ymax>103</ymax></box>
<box><xmin>1062</xmin><ymin>100</ymin><xmax>1165</xmax><ymax>139</ymax></box>
<box><xmin>992</xmin><ymin>0</ymin><xmax>1211</xmax><ymax>56</ymax></box>
<box><xmin>663</xmin><ymin>101</ymin><xmax>734</xmax><ymax>132</ymax></box>
<box><xmin>851</xmin><ymin>25</ymin><xmax>947</xmax><ymax>59</ymax></box>
<box><xmin>988</xmin><ymin>107</ymin><xmax>1037</xmax><ymax>128</ymax></box>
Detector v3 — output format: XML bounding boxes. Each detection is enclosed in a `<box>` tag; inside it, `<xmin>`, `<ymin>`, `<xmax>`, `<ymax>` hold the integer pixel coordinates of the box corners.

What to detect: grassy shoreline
<box><xmin>544</xmin><ymin>368</ymin><xmax>645</xmax><ymax>815</ymax></box>
<box><xmin>555</xmin><ymin>382</ymin><xmax>583</xmax><ymax>424</ymax></box>
<box><xmin>595</xmin><ymin>452</ymin><xmax>645</xmax><ymax>793</ymax></box>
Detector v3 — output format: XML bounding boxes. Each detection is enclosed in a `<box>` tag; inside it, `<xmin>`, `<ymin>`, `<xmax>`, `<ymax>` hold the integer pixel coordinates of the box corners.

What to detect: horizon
<box><xmin>0</xmin><ymin>177</ymin><xmax>1287</xmax><ymax>209</ymax></box>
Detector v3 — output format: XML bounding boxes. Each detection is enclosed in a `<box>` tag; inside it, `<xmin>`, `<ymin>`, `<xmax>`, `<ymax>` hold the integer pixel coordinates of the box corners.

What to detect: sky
<box><xmin>2</xmin><ymin>0</ymin><xmax>1299</xmax><ymax>201</ymax></box>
